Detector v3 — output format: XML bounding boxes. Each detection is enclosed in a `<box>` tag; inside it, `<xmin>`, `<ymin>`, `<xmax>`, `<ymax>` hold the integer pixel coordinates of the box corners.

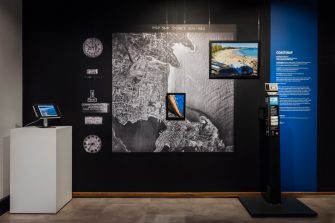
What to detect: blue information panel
<box><xmin>270</xmin><ymin>0</ymin><xmax>317</xmax><ymax>191</ymax></box>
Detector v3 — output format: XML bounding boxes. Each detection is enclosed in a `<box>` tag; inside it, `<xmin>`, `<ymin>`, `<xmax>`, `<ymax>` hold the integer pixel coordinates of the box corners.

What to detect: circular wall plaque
<box><xmin>83</xmin><ymin>134</ymin><xmax>102</xmax><ymax>153</ymax></box>
<box><xmin>83</xmin><ymin>37</ymin><xmax>103</xmax><ymax>58</ymax></box>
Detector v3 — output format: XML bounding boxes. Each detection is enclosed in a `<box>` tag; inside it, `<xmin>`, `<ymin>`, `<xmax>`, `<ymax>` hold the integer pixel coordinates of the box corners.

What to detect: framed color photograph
<box><xmin>209</xmin><ymin>41</ymin><xmax>259</xmax><ymax>79</ymax></box>
<box><xmin>166</xmin><ymin>93</ymin><xmax>186</xmax><ymax>120</ymax></box>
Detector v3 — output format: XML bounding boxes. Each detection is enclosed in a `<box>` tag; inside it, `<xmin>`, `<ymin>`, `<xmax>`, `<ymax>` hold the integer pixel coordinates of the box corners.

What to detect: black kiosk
<box><xmin>239</xmin><ymin>83</ymin><xmax>317</xmax><ymax>217</ymax></box>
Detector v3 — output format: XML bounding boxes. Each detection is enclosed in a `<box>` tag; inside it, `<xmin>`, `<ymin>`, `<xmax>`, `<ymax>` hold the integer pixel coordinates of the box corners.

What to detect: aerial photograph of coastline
<box><xmin>112</xmin><ymin>32</ymin><xmax>235</xmax><ymax>152</ymax></box>
<box><xmin>210</xmin><ymin>42</ymin><xmax>259</xmax><ymax>78</ymax></box>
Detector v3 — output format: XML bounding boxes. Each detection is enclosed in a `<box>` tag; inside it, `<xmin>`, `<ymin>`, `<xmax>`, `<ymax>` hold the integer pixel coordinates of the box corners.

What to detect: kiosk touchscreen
<box><xmin>265</xmin><ymin>84</ymin><xmax>279</xmax><ymax>137</ymax></box>
<box><xmin>32</xmin><ymin>104</ymin><xmax>61</xmax><ymax>127</ymax></box>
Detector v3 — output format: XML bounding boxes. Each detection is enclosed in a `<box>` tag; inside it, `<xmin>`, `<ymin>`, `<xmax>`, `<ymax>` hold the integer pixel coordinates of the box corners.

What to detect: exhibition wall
<box><xmin>22</xmin><ymin>0</ymin><xmax>335</xmax><ymax>192</ymax></box>
<box><xmin>23</xmin><ymin>0</ymin><xmax>267</xmax><ymax>192</ymax></box>
<box><xmin>317</xmin><ymin>0</ymin><xmax>335</xmax><ymax>192</ymax></box>
<box><xmin>0</xmin><ymin>0</ymin><xmax>22</xmax><ymax>201</ymax></box>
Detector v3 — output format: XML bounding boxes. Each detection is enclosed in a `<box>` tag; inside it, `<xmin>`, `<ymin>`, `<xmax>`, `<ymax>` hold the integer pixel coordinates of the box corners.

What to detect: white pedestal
<box><xmin>10</xmin><ymin>126</ymin><xmax>72</xmax><ymax>213</ymax></box>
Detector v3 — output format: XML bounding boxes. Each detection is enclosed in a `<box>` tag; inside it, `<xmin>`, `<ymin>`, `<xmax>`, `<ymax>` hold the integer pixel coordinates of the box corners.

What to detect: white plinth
<box><xmin>10</xmin><ymin>126</ymin><xmax>72</xmax><ymax>213</ymax></box>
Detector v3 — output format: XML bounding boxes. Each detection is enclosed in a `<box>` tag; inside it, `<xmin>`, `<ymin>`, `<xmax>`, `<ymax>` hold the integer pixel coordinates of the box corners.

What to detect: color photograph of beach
<box><xmin>210</xmin><ymin>42</ymin><xmax>259</xmax><ymax>78</ymax></box>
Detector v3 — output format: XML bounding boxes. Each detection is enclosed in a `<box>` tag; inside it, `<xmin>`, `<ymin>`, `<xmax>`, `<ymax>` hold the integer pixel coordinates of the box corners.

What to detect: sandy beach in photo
<box><xmin>213</xmin><ymin>49</ymin><xmax>258</xmax><ymax>75</ymax></box>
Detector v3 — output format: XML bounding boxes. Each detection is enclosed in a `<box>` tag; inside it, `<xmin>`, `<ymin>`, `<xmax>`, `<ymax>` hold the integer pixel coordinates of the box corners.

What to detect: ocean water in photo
<box><xmin>175</xmin><ymin>95</ymin><xmax>185</xmax><ymax>113</ymax></box>
<box><xmin>237</xmin><ymin>48</ymin><xmax>258</xmax><ymax>58</ymax></box>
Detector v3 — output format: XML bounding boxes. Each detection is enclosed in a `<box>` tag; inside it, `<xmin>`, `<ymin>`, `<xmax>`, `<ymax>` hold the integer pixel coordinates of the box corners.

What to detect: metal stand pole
<box><xmin>43</xmin><ymin>118</ymin><xmax>48</xmax><ymax>128</ymax></box>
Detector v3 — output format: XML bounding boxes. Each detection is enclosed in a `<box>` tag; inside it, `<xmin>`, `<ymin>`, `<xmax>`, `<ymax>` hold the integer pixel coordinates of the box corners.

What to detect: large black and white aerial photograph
<box><xmin>112</xmin><ymin>25</ymin><xmax>235</xmax><ymax>152</ymax></box>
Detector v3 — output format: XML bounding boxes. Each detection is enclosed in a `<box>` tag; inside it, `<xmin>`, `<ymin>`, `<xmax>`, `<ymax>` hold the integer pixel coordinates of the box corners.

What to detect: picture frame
<box><xmin>209</xmin><ymin>41</ymin><xmax>260</xmax><ymax>79</ymax></box>
<box><xmin>166</xmin><ymin>93</ymin><xmax>186</xmax><ymax>120</ymax></box>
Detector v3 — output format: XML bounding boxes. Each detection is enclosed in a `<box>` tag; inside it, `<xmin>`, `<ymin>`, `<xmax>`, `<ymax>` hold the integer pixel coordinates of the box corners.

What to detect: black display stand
<box><xmin>239</xmin><ymin>196</ymin><xmax>317</xmax><ymax>217</ymax></box>
<box><xmin>239</xmin><ymin>86</ymin><xmax>317</xmax><ymax>218</ymax></box>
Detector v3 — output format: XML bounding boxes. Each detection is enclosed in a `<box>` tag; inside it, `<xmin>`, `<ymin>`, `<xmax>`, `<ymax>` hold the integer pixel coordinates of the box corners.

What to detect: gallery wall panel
<box><xmin>23</xmin><ymin>0</ymin><xmax>268</xmax><ymax>192</ymax></box>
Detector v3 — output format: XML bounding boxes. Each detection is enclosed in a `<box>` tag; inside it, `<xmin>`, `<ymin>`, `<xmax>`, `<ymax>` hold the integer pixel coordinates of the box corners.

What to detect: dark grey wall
<box><xmin>317</xmin><ymin>0</ymin><xmax>335</xmax><ymax>192</ymax></box>
<box><xmin>23</xmin><ymin>0</ymin><xmax>271</xmax><ymax>192</ymax></box>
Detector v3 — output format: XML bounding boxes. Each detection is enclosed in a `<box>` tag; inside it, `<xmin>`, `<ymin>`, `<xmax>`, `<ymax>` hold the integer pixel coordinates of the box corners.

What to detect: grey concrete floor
<box><xmin>0</xmin><ymin>197</ymin><xmax>335</xmax><ymax>223</ymax></box>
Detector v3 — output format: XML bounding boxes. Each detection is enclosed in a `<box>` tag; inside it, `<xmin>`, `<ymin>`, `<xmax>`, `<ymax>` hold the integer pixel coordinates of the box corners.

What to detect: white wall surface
<box><xmin>0</xmin><ymin>0</ymin><xmax>22</xmax><ymax>200</ymax></box>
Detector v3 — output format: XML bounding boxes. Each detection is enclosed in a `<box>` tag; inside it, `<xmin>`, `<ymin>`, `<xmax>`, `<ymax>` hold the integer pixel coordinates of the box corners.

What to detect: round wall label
<box><xmin>83</xmin><ymin>38</ymin><xmax>103</xmax><ymax>58</ymax></box>
<box><xmin>83</xmin><ymin>134</ymin><xmax>102</xmax><ymax>153</ymax></box>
